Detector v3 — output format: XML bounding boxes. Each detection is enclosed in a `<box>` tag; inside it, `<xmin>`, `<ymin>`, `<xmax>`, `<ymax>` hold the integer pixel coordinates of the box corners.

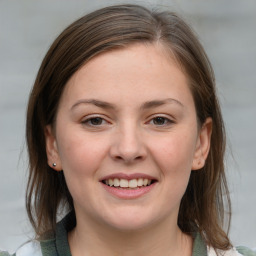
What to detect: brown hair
<box><xmin>26</xmin><ymin>4</ymin><xmax>231</xmax><ymax>249</ymax></box>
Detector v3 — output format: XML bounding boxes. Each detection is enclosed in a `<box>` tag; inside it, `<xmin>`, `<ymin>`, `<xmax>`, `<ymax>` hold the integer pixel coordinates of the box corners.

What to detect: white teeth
<box><xmin>137</xmin><ymin>178</ymin><xmax>143</xmax><ymax>186</ymax></box>
<box><xmin>129</xmin><ymin>179</ymin><xmax>137</xmax><ymax>188</ymax></box>
<box><xmin>104</xmin><ymin>178</ymin><xmax>153</xmax><ymax>188</ymax></box>
<box><xmin>114</xmin><ymin>178</ymin><xmax>119</xmax><ymax>187</ymax></box>
<box><xmin>120</xmin><ymin>179</ymin><xmax>128</xmax><ymax>188</ymax></box>
<box><xmin>143</xmin><ymin>178</ymin><xmax>148</xmax><ymax>186</ymax></box>
<box><xmin>108</xmin><ymin>178</ymin><xmax>114</xmax><ymax>187</ymax></box>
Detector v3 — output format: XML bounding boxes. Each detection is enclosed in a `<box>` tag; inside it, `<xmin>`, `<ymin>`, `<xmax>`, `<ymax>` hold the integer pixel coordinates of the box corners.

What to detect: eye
<box><xmin>149</xmin><ymin>116</ymin><xmax>174</xmax><ymax>126</ymax></box>
<box><xmin>81</xmin><ymin>116</ymin><xmax>108</xmax><ymax>127</ymax></box>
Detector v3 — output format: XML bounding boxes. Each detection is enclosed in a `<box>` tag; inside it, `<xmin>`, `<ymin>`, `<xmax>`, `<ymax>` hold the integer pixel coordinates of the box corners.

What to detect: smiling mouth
<box><xmin>102</xmin><ymin>178</ymin><xmax>156</xmax><ymax>189</ymax></box>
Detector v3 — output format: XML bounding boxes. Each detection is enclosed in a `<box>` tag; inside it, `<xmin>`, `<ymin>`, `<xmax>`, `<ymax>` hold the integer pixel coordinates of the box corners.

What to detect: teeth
<box><xmin>129</xmin><ymin>179</ymin><xmax>137</xmax><ymax>188</ymax></box>
<box><xmin>114</xmin><ymin>178</ymin><xmax>119</xmax><ymax>187</ymax></box>
<box><xmin>137</xmin><ymin>178</ymin><xmax>143</xmax><ymax>186</ymax></box>
<box><xmin>104</xmin><ymin>178</ymin><xmax>153</xmax><ymax>188</ymax></box>
<box><xmin>120</xmin><ymin>179</ymin><xmax>128</xmax><ymax>188</ymax></box>
<box><xmin>143</xmin><ymin>178</ymin><xmax>148</xmax><ymax>186</ymax></box>
<box><xmin>108</xmin><ymin>178</ymin><xmax>114</xmax><ymax>186</ymax></box>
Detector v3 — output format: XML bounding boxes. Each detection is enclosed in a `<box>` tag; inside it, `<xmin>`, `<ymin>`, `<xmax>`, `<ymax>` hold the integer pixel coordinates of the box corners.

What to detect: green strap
<box><xmin>40</xmin><ymin>212</ymin><xmax>73</xmax><ymax>256</ymax></box>
<box><xmin>192</xmin><ymin>232</ymin><xmax>208</xmax><ymax>256</ymax></box>
<box><xmin>40</xmin><ymin>238</ymin><xmax>58</xmax><ymax>256</ymax></box>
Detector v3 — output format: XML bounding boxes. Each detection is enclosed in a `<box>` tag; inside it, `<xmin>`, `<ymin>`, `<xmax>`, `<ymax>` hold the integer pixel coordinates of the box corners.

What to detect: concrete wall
<box><xmin>0</xmin><ymin>0</ymin><xmax>255</xmax><ymax>252</ymax></box>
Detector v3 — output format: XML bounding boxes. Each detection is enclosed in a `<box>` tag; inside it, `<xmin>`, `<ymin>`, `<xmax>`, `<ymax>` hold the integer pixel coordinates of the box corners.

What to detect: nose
<box><xmin>109</xmin><ymin>124</ymin><xmax>147</xmax><ymax>164</ymax></box>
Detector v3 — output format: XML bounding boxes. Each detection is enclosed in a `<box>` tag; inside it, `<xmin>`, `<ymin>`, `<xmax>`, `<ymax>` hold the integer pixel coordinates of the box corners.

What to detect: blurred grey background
<box><xmin>0</xmin><ymin>0</ymin><xmax>255</xmax><ymax>252</ymax></box>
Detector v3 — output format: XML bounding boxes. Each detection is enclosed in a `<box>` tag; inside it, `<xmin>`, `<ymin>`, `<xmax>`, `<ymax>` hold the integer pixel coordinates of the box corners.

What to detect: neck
<box><xmin>69</xmin><ymin>214</ymin><xmax>193</xmax><ymax>256</ymax></box>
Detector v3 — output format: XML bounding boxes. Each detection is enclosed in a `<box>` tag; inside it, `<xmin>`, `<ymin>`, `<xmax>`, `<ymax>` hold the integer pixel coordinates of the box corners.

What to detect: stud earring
<box><xmin>52</xmin><ymin>163</ymin><xmax>57</xmax><ymax>167</ymax></box>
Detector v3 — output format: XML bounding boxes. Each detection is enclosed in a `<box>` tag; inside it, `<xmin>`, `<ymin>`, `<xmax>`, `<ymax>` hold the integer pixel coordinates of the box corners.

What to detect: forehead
<box><xmin>59</xmin><ymin>43</ymin><xmax>193</xmax><ymax>110</ymax></box>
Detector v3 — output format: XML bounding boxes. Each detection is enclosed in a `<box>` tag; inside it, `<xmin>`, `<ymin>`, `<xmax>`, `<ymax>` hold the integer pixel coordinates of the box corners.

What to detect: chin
<box><xmin>108</xmin><ymin>220</ymin><xmax>152</xmax><ymax>232</ymax></box>
<box><xmin>100</xmin><ymin>209</ymin><xmax>161</xmax><ymax>232</ymax></box>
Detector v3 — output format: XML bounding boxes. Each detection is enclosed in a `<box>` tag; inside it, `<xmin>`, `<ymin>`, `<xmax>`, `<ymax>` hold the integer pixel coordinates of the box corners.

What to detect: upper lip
<box><xmin>100</xmin><ymin>173</ymin><xmax>158</xmax><ymax>181</ymax></box>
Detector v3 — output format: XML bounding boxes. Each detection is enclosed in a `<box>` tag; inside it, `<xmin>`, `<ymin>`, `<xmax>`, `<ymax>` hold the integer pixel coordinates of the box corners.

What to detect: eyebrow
<box><xmin>71</xmin><ymin>99</ymin><xmax>116</xmax><ymax>111</ymax></box>
<box><xmin>70</xmin><ymin>98</ymin><xmax>184</xmax><ymax>111</ymax></box>
<box><xmin>140</xmin><ymin>98</ymin><xmax>184</xmax><ymax>109</ymax></box>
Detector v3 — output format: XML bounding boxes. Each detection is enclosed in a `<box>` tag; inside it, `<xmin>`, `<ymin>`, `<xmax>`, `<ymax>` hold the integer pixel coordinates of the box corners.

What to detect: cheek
<box><xmin>56</xmin><ymin>129</ymin><xmax>108</xmax><ymax>177</ymax></box>
<box><xmin>56</xmin><ymin>134</ymin><xmax>108</xmax><ymax>203</ymax></box>
<box><xmin>151</xmin><ymin>132</ymin><xmax>196</xmax><ymax>174</ymax></box>
<box><xmin>155</xmin><ymin>134</ymin><xmax>196</xmax><ymax>199</ymax></box>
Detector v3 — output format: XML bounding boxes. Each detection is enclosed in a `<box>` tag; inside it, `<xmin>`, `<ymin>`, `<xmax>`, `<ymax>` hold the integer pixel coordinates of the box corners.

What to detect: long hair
<box><xmin>26</xmin><ymin>4</ymin><xmax>231</xmax><ymax>249</ymax></box>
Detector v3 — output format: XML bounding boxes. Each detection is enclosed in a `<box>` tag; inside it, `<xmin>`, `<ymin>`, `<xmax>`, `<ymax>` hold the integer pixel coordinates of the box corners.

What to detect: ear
<box><xmin>45</xmin><ymin>125</ymin><xmax>62</xmax><ymax>171</ymax></box>
<box><xmin>192</xmin><ymin>117</ymin><xmax>212</xmax><ymax>170</ymax></box>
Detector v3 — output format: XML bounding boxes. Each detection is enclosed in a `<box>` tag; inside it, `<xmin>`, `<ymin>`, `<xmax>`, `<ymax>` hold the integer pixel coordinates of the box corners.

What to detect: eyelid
<box><xmin>146</xmin><ymin>114</ymin><xmax>175</xmax><ymax>126</ymax></box>
<box><xmin>81</xmin><ymin>114</ymin><xmax>111</xmax><ymax>127</ymax></box>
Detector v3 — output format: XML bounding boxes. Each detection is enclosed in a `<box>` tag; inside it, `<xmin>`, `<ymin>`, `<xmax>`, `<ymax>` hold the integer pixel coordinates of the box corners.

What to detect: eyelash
<box><xmin>148</xmin><ymin>116</ymin><xmax>174</xmax><ymax>127</ymax></box>
<box><xmin>81</xmin><ymin>115</ymin><xmax>174</xmax><ymax>128</ymax></box>
<box><xmin>81</xmin><ymin>116</ymin><xmax>109</xmax><ymax>127</ymax></box>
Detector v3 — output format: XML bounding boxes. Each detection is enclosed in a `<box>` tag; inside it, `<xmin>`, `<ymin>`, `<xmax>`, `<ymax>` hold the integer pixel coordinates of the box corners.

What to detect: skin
<box><xmin>45</xmin><ymin>43</ymin><xmax>212</xmax><ymax>256</ymax></box>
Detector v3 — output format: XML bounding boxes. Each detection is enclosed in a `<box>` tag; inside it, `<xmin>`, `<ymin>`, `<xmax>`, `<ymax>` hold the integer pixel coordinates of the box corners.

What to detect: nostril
<box><xmin>110</xmin><ymin>139</ymin><xmax>147</xmax><ymax>163</ymax></box>
<box><xmin>114</xmin><ymin>155</ymin><xmax>144</xmax><ymax>163</ymax></box>
<box><xmin>114</xmin><ymin>155</ymin><xmax>142</xmax><ymax>161</ymax></box>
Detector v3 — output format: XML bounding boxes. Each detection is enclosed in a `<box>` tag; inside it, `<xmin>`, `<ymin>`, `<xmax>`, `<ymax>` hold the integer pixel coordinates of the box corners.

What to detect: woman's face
<box><xmin>46</xmin><ymin>43</ymin><xmax>211</xmax><ymax>231</ymax></box>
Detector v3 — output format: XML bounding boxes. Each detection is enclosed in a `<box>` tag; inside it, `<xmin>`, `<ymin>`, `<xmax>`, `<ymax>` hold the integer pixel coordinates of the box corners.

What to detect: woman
<box><xmin>1</xmin><ymin>4</ymin><xmax>255</xmax><ymax>256</ymax></box>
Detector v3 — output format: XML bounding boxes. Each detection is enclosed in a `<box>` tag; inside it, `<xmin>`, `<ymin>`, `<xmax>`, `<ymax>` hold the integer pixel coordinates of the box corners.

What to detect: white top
<box><xmin>2</xmin><ymin>241</ymin><xmax>254</xmax><ymax>256</ymax></box>
<box><xmin>15</xmin><ymin>241</ymin><xmax>42</xmax><ymax>256</ymax></box>
<box><xmin>208</xmin><ymin>246</ymin><xmax>243</xmax><ymax>256</ymax></box>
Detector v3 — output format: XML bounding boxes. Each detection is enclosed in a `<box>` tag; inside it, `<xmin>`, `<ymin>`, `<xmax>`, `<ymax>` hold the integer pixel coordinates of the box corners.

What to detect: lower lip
<box><xmin>101</xmin><ymin>182</ymin><xmax>157</xmax><ymax>199</ymax></box>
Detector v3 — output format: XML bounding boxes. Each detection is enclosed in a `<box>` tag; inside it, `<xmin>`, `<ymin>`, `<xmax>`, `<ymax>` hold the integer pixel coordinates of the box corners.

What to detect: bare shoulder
<box><xmin>0</xmin><ymin>241</ymin><xmax>42</xmax><ymax>256</ymax></box>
